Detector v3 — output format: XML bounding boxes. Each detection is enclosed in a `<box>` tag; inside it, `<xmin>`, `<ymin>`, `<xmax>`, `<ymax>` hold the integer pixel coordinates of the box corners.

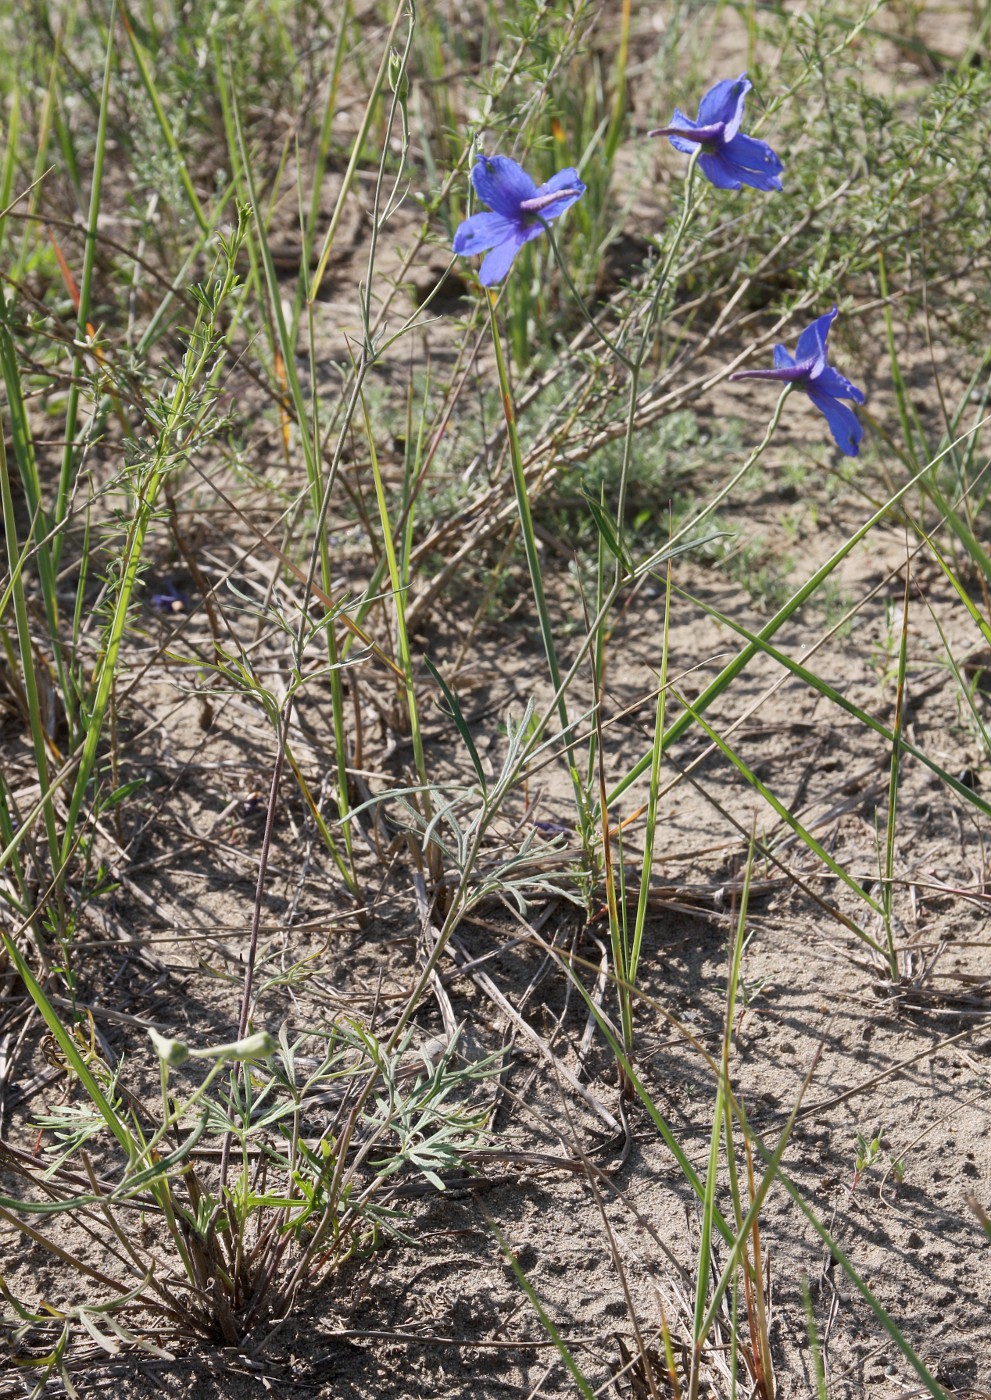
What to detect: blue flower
<box><xmin>149</xmin><ymin>577</ymin><xmax>190</xmax><ymax>614</ymax></box>
<box><xmin>452</xmin><ymin>153</ymin><xmax>587</xmax><ymax>286</ymax></box>
<box><xmin>730</xmin><ymin>306</ymin><xmax>866</xmax><ymax>456</ymax></box>
<box><xmin>649</xmin><ymin>74</ymin><xmax>783</xmax><ymax>192</ymax></box>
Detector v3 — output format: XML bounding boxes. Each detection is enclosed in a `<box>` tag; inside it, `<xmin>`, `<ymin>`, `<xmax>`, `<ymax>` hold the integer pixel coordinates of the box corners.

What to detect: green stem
<box><xmin>360</xmin><ymin>389</ymin><xmax>432</xmax><ymax>820</ymax></box>
<box><xmin>667</xmin><ymin>383</ymin><xmax>792</xmax><ymax>553</ymax></box>
<box><xmin>580</xmin><ymin>149</ymin><xmax>702</xmax><ymax>955</ymax></box>
<box><xmin>540</xmin><ymin>220</ymin><xmax>633</xmax><ymax>371</ymax></box>
<box><xmin>882</xmin><ymin>566</ymin><xmax>910</xmax><ymax>979</ymax></box>
<box><xmin>614</xmin><ymin>149</ymin><xmax>702</xmax><ymax>556</ymax></box>
<box><xmin>486</xmin><ymin>292</ymin><xmax>586</xmax><ymax>825</ymax></box>
<box><xmin>637</xmin><ymin>149</ymin><xmax>702</xmax><ymax>358</ymax></box>
<box><xmin>54</xmin><ymin>0</ymin><xmax>116</xmax><ymax>568</ymax></box>
<box><xmin>623</xmin><ymin>559</ymin><xmax>672</xmax><ymax>1052</ymax></box>
<box><xmin>0</xmin><ymin>430</ymin><xmax>62</xmax><ymax>946</ymax></box>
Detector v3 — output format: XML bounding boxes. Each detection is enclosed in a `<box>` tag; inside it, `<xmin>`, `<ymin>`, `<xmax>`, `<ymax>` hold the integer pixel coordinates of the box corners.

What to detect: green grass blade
<box><xmin>424</xmin><ymin>657</ymin><xmax>487</xmax><ymax>793</ymax></box>
<box><xmin>0</xmin><ymin>932</ymin><xmax>133</xmax><ymax>1155</ymax></box>
<box><xmin>490</xmin><ymin>1218</ymin><xmax>598</xmax><ymax>1400</ymax></box>
<box><xmin>671</xmin><ymin>687</ymin><xmax>887</xmax><ymax>946</ymax></box>
<box><xmin>673</xmin><ymin>583</ymin><xmax>991</xmax><ymax>821</ymax></box>
<box><xmin>54</xmin><ymin>0</ymin><xmax>118</xmax><ymax>564</ymax></box>
<box><xmin>605</xmin><ymin>434</ymin><xmax>989</xmax><ymax>814</ymax></box>
<box><xmin>771</xmin><ymin>1163</ymin><xmax>949</xmax><ymax>1399</ymax></box>
<box><xmin>118</xmin><ymin>3</ymin><xmax>209</xmax><ymax>231</ymax></box>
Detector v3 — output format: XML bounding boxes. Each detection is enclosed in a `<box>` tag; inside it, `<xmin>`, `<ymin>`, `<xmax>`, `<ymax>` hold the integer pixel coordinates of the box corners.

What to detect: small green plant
<box><xmin>870</xmin><ymin>597</ymin><xmax>904</xmax><ymax>696</ymax></box>
<box><xmin>853</xmin><ymin>1124</ymin><xmax>885</xmax><ymax>1188</ymax></box>
<box><xmin>0</xmin><ymin>979</ymin><xmax>496</xmax><ymax>1372</ymax></box>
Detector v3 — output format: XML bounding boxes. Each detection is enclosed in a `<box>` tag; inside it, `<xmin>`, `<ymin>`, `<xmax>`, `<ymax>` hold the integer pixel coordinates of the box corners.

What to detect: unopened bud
<box><xmin>148</xmin><ymin>1028</ymin><xmax>189</xmax><ymax>1067</ymax></box>
<box><xmin>189</xmin><ymin>1031</ymin><xmax>278</xmax><ymax>1063</ymax></box>
<box><xmin>388</xmin><ymin>49</ymin><xmax>409</xmax><ymax>101</ymax></box>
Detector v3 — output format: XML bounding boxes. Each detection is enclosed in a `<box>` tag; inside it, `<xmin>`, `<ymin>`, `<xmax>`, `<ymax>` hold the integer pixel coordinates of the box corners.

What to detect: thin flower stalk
<box><xmin>624</xmin><ymin>560</ymin><xmax>673</xmax><ymax>1054</ymax></box>
<box><xmin>582</xmin><ymin>151</ymin><xmax>704</xmax><ymax>822</ymax></box>
<box><xmin>614</xmin><ymin>148</ymin><xmax>704</xmax><ymax>558</ymax></box>
<box><xmin>360</xmin><ymin>388</ymin><xmax>434</xmax><ymax>835</ymax></box>
<box><xmin>485</xmin><ymin>290</ymin><xmax>587</xmax><ymax>827</ymax></box>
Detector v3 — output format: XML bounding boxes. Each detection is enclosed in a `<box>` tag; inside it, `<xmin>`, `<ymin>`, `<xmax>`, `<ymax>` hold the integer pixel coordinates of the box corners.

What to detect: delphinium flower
<box><xmin>149</xmin><ymin>578</ymin><xmax>189</xmax><ymax>614</ymax></box>
<box><xmin>730</xmin><ymin>306</ymin><xmax>866</xmax><ymax>456</ymax></box>
<box><xmin>452</xmin><ymin>153</ymin><xmax>587</xmax><ymax>285</ymax></box>
<box><xmin>649</xmin><ymin>74</ymin><xmax>783</xmax><ymax>192</ymax></box>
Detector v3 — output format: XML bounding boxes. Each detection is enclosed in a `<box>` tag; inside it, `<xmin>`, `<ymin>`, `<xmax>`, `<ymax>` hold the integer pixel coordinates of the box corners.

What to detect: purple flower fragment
<box><xmin>730</xmin><ymin>306</ymin><xmax>866</xmax><ymax>456</ymax></box>
<box><xmin>453</xmin><ymin>153</ymin><xmax>587</xmax><ymax>285</ymax></box>
<box><xmin>649</xmin><ymin>74</ymin><xmax>783</xmax><ymax>192</ymax></box>
<box><xmin>150</xmin><ymin>578</ymin><xmax>190</xmax><ymax>614</ymax></box>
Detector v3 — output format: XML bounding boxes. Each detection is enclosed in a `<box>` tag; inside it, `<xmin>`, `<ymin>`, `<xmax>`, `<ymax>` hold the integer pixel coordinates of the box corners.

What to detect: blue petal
<box><xmin>478</xmin><ymin>229</ymin><xmax>527</xmax><ymax>284</ymax></box>
<box><xmin>670</xmin><ymin>107</ymin><xmax>699</xmax><ymax>133</ymax></box>
<box><xmin>697</xmin><ymin>74</ymin><xmax>750</xmax><ymax>139</ymax></box>
<box><xmin>529</xmin><ymin>166</ymin><xmax>587</xmax><ymax>221</ymax></box>
<box><xmin>534</xmin><ymin>166</ymin><xmax>584</xmax><ymax>196</ymax></box>
<box><xmin>721</xmin><ymin>132</ymin><xmax>783</xmax><ymax>190</ymax></box>
<box><xmin>471</xmin><ymin>154</ymin><xmax>537</xmax><ymax>217</ymax></box>
<box><xmin>806</xmin><ymin>386</ymin><xmax>863</xmax><ymax>456</ymax></box>
<box><xmin>697</xmin><ymin>151</ymin><xmax>746</xmax><ymax>190</ymax></box>
<box><xmin>811</xmin><ymin>362</ymin><xmax>865</xmax><ymax>405</ymax></box>
<box><xmin>795</xmin><ymin>307</ymin><xmax>838</xmax><ymax>365</ymax></box>
<box><xmin>773</xmin><ymin>344</ymin><xmax>796</xmax><ymax>370</ymax></box>
<box><xmin>453</xmin><ymin>211</ymin><xmax>520</xmax><ymax>256</ymax></box>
